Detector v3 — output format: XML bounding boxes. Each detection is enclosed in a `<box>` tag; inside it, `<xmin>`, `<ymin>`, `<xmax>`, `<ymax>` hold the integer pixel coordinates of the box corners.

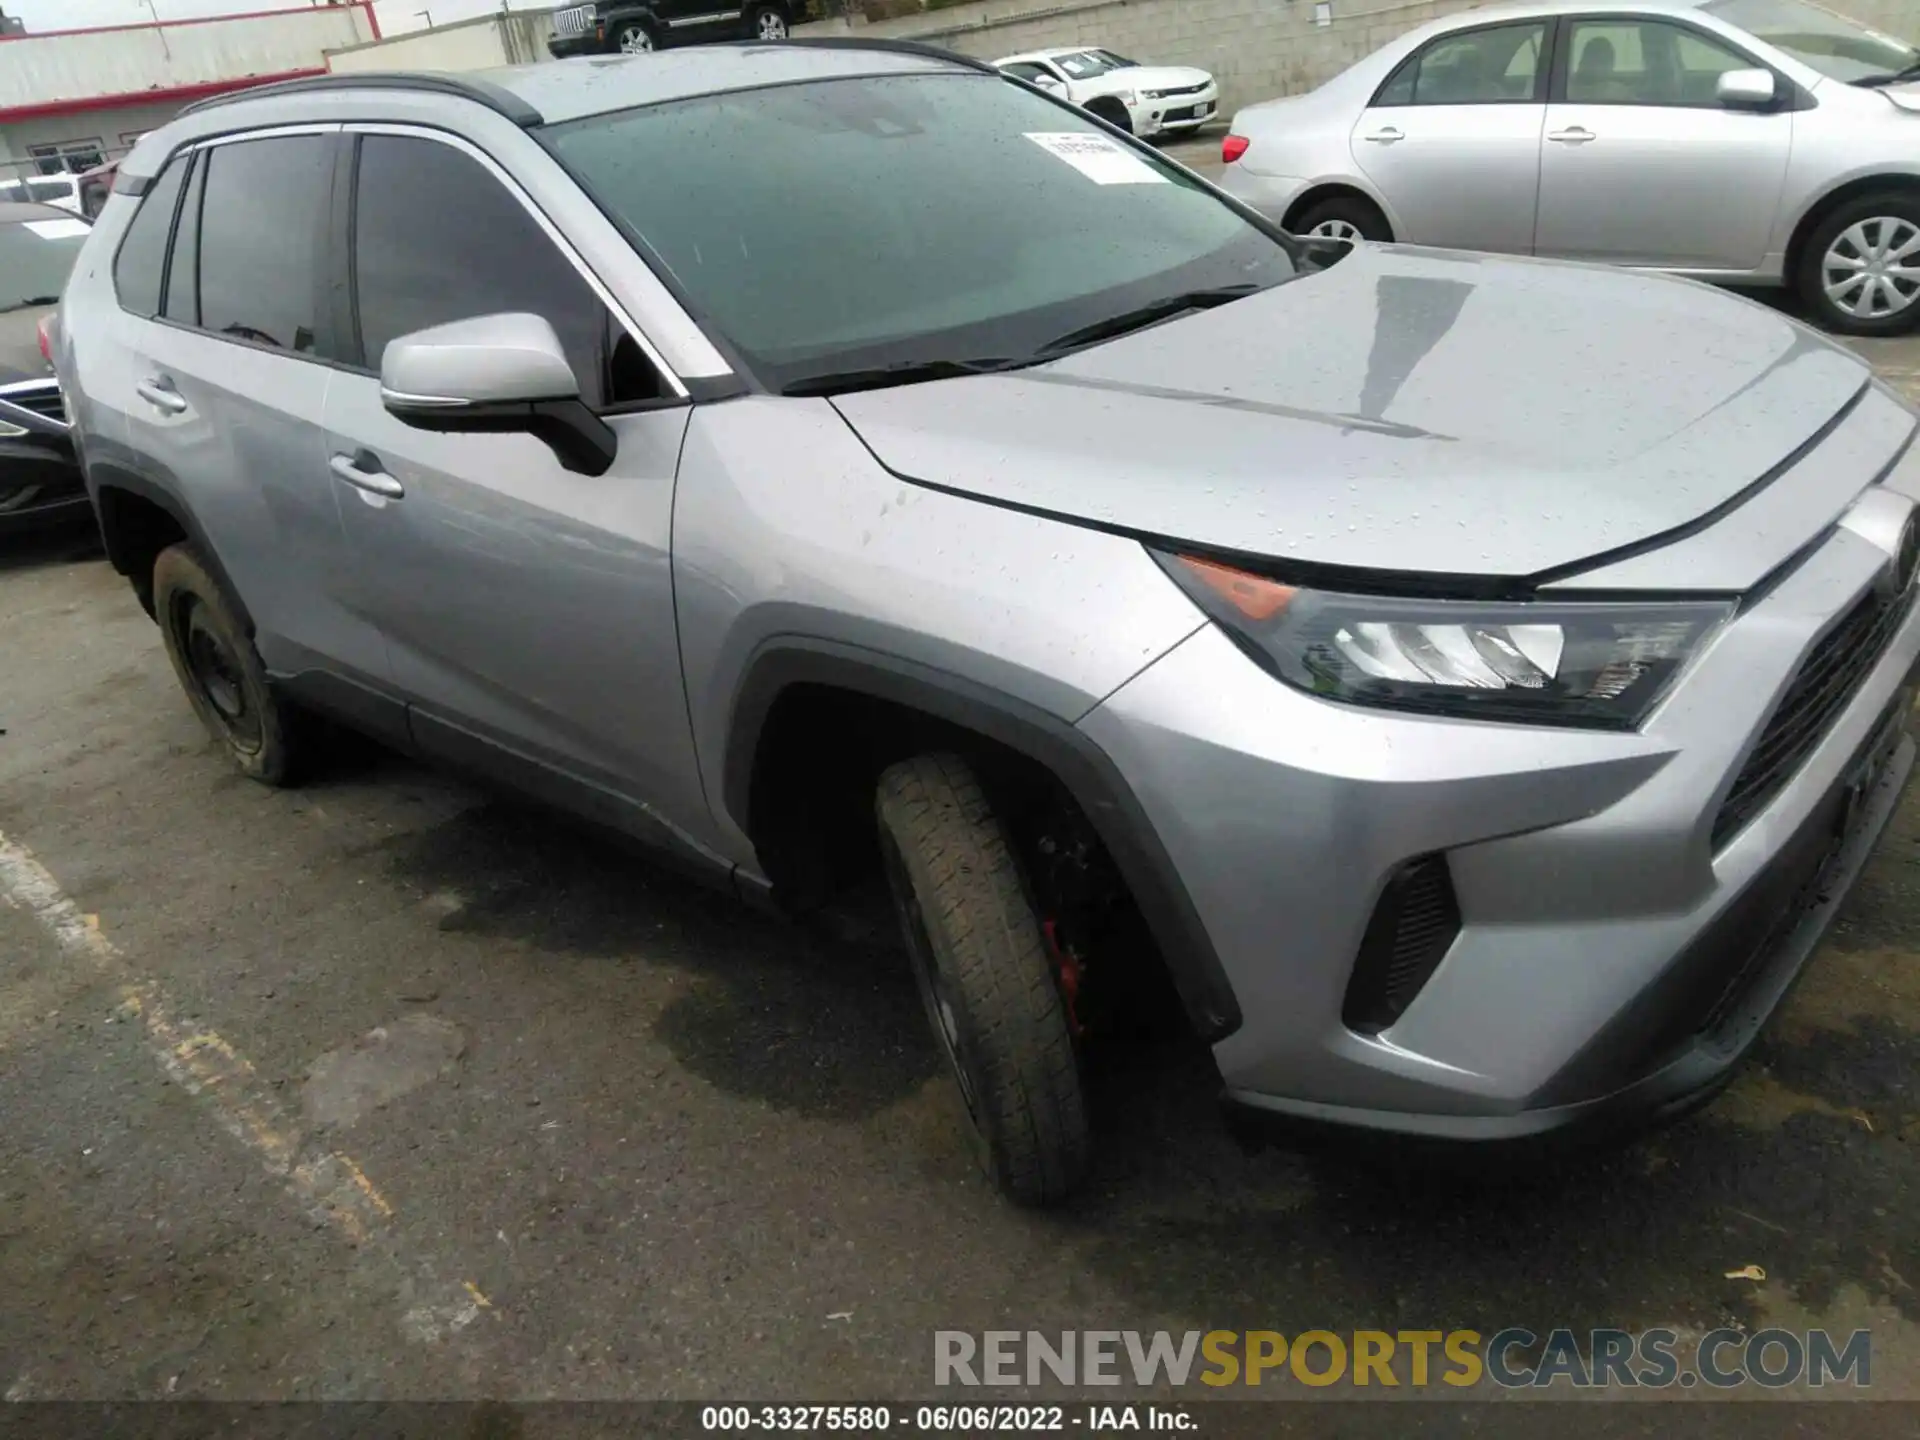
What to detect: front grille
<box><xmin>1152</xmin><ymin>83</ymin><xmax>1209</xmax><ymax>98</ymax></box>
<box><xmin>1712</xmin><ymin>581</ymin><xmax>1914</xmax><ymax>848</ymax></box>
<box><xmin>552</xmin><ymin>4</ymin><xmax>597</xmax><ymax>36</ymax></box>
<box><xmin>1342</xmin><ymin>854</ymin><xmax>1461</xmax><ymax>1034</ymax></box>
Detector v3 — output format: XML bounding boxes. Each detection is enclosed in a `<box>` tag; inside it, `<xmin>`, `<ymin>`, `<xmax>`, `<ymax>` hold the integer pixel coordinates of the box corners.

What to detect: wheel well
<box><xmin>1785</xmin><ymin>175</ymin><xmax>1920</xmax><ymax>284</ymax></box>
<box><xmin>95</xmin><ymin>484</ymin><xmax>187</xmax><ymax>619</ymax></box>
<box><xmin>743</xmin><ymin>682</ymin><xmax>1190</xmax><ymax>1033</ymax></box>
<box><xmin>1282</xmin><ymin>184</ymin><xmax>1390</xmax><ymax>238</ymax></box>
<box><xmin>1084</xmin><ymin>95</ymin><xmax>1130</xmax><ymax>123</ymax></box>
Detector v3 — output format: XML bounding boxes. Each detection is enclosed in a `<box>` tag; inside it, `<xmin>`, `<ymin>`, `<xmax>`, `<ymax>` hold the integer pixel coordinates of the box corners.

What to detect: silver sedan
<box><xmin>1218</xmin><ymin>0</ymin><xmax>1920</xmax><ymax>334</ymax></box>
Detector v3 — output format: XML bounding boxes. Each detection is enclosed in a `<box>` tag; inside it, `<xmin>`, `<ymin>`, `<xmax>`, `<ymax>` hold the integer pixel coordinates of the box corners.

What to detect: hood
<box><xmin>1119</xmin><ymin>65</ymin><xmax>1213</xmax><ymax>90</ymax></box>
<box><xmin>0</xmin><ymin>305</ymin><xmax>54</xmax><ymax>385</ymax></box>
<box><xmin>1883</xmin><ymin>81</ymin><xmax>1920</xmax><ymax>113</ymax></box>
<box><xmin>830</xmin><ymin>245</ymin><xmax>1877</xmax><ymax>588</ymax></box>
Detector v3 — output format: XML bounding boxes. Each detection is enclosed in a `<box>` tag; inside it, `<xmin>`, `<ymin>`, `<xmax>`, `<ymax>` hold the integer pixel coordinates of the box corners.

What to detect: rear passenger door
<box><xmin>113</xmin><ymin>129</ymin><xmax>393</xmax><ymax>695</ymax></box>
<box><xmin>1350</xmin><ymin>20</ymin><xmax>1550</xmax><ymax>254</ymax></box>
<box><xmin>322</xmin><ymin>128</ymin><xmax>711</xmax><ymax>850</ymax></box>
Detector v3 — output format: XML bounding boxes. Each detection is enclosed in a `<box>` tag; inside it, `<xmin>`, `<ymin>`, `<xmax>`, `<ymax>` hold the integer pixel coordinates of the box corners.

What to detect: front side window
<box><xmin>112</xmin><ymin>156</ymin><xmax>186</xmax><ymax>318</ymax></box>
<box><xmin>999</xmin><ymin>62</ymin><xmax>1051</xmax><ymax>83</ymax></box>
<box><xmin>350</xmin><ymin>134</ymin><xmax>647</xmax><ymax>406</ymax></box>
<box><xmin>548</xmin><ymin>73</ymin><xmax>1297</xmax><ymax>393</ymax></box>
<box><xmin>189</xmin><ymin>134</ymin><xmax>330</xmax><ymax>353</ymax></box>
<box><xmin>0</xmin><ymin>214</ymin><xmax>90</xmax><ymax>315</ymax></box>
<box><xmin>1703</xmin><ymin>0</ymin><xmax>1918</xmax><ymax>84</ymax></box>
<box><xmin>1376</xmin><ymin>22</ymin><xmax>1547</xmax><ymax>106</ymax></box>
<box><xmin>1566</xmin><ymin>20</ymin><xmax>1754</xmax><ymax>105</ymax></box>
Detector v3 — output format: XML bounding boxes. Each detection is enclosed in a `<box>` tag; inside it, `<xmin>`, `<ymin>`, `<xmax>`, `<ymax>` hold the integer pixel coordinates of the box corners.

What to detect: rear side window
<box><xmin>350</xmin><ymin>133</ymin><xmax>655</xmax><ymax>406</ymax></box>
<box><xmin>190</xmin><ymin>134</ymin><xmax>330</xmax><ymax>353</ymax></box>
<box><xmin>113</xmin><ymin>158</ymin><xmax>186</xmax><ymax>317</ymax></box>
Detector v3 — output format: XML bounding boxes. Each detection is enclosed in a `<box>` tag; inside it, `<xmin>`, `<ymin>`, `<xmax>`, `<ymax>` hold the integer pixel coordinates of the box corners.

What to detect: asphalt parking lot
<box><xmin>3</xmin><ymin>302</ymin><xmax>1920</xmax><ymax>1417</ymax></box>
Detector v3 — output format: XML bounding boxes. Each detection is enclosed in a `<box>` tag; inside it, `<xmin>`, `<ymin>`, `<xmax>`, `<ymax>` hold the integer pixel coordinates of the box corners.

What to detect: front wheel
<box><xmin>748</xmin><ymin>4</ymin><xmax>788</xmax><ymax>40</ymax></box>
<box><xmin>1084</xmin><ymin>98</ymin><xmax>1133</xmax><ymax>135</ymax></box>
<box><xmin>1800</xmin><ymin>193</ymin><xmax>1920</xmax><ymax>336</ymax></box>
<box><xmin>875</xmin><ymin>753</ymin><xmax>1091</xmax><ymax>1207</ymax></box>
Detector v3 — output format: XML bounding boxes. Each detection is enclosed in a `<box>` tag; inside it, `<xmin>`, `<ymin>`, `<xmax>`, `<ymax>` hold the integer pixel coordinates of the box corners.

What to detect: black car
<box><xmin>547</xmin><ymin>0</ymin><xmax>809</xmax><ymax>56</ymax></box>
<box><xmin>0</xmin><ymin>200</ymin><xmax>88</xmax><ymax>534</ymax></box>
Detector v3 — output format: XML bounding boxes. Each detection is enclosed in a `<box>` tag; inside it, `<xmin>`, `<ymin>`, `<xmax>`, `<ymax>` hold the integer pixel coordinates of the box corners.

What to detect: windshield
<box><xmin>0</xmin><ymin>216</ymin><xmax>88</xmax><ymax>312</ymax></box>
<box><xmin>1054</xmin><ymin>49</ymin><xmax>1138</xmax><ymax>78</ymax></box>
<box><xmin>547</xmin><ymin>74</ymin><xmax>1294</xmax><ymax>392</ymax></box>
<box><xmin>1703</xmin><ymin>0</ymin><xmax>1919</xmax><ymax>83</ymax></box>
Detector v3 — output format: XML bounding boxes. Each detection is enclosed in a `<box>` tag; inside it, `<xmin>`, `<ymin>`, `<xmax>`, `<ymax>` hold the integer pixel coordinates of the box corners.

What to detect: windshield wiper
<box><xmin>1030</xmin><ymin>284</ymin><xmax>1263</xmax><ymax>360</ymax></box>
<box><xmin>0</xmin><ymin>295</ymin><xmax>60</xmax><ymax>314</ymax></box>
<box><xmin>1855</xmin><ymin>59</ymin><xmax>1920</xmax><ymax>87</ymax></box>
<box><xmin>779</xmin><ymin>356</ymin><xmax>1026</xmax><ymax>397</ymax></box>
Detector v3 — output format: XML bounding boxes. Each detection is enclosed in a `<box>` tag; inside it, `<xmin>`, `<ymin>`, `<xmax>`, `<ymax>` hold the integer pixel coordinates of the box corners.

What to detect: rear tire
<box><xmin>152</xmin><ymin>543</ymin><xmax>309</xmax><ymax>787</ymax></box>
<box><xmin>1799</xmin><ymin>191</ymin><xmax>1920</xmax><ymax>336</ymax></box>
<box><xmin>1293</xmin><ymin>194</ymin><xmax>1392</xmax><ymax>244</ymax></box>
<box><xmin>611</xmin><ymin>19</ymin><xmax>656</xmax><ymax>53</ymax></box>
<box><xmin>875</xmin><ymin>753</ymin><xmax>1091</xmax><ymax>1207</ymax></box>
<box><xmin>748</xmin><ymin>4</ymin><xmax>788</xmax><ymax>40</ymax></box>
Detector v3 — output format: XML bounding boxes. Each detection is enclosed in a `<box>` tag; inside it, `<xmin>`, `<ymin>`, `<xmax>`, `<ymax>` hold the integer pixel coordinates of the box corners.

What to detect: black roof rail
<box><xmin>748</xmin><ymin>35</ymin><xmax>1001</xmax><ymax>76</ymax></box>
<box><xmin>180</xmin><ymin>71</ymin><xmax>544</xmax><ymax>128</ymax></box>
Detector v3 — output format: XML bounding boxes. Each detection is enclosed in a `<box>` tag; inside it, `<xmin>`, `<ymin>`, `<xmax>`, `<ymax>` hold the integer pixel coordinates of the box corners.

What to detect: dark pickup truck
<box><xmin>547</xmin><ymin>1</ymin><xmax>811</xmax><ymax>56</ymax></box>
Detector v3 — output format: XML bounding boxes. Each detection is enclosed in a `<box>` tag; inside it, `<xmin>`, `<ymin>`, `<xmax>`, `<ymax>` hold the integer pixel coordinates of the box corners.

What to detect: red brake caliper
<box><xmin>1042</xmin><ymin>919</ymin><xmax>1086</xmax><ymax>1038</ymax></box>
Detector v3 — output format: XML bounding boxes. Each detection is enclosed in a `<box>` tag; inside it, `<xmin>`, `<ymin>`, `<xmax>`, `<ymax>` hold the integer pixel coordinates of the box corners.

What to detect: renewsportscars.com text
<box><xmin>934</xmin><ymin>1328</ymin><xmax>1872</xmax><ymax>1390</ymax></box>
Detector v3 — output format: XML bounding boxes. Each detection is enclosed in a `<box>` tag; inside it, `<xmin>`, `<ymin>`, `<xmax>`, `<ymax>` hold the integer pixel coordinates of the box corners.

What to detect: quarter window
<box><xmin>191</xmin><ymin>135</ymin><xmax>330</xmax><ymax>353</ymax></box>
<box><xmin>163</xmin><ymin>153</ymin><xmax>207</xmax><ymax>328</ymax></box>
<box><xmin>350</xmin><ymin>134</ymin><xmax>657</xmax><ymax>407</ymax></box>
<box><xmin>112</xmin><ymin>156</ymin><xmax>186</xmax><ymax>318</ymax></box>
<box><xmin>1376</xmin><ymin>23</ymin><xmax>1547</xmax><ymax>106</ymax></box>
<box><xmin>1566</xmin><ymin>20</ymin><xmax>1755</xmax><ymax>105</ymax></box>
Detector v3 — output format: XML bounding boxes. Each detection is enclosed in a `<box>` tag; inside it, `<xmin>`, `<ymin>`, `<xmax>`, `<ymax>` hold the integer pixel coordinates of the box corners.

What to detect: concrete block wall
<box><xmin>801</xmin><ymin>0</ymin><xmax>1917</xmax><ymax>120</ymax></box>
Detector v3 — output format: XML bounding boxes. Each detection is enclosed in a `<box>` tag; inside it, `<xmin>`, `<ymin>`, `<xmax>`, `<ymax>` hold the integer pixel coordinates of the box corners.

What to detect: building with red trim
<box><xmin>0</xmin><ymin>3</ymin><xmax>380</xmax><ymax>180</ymax></box>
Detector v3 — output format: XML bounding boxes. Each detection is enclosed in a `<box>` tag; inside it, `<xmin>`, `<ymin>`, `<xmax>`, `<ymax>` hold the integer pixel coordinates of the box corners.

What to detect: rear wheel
<box><xmin>1800</xmin><ymin>192</ymin><xmax>1920</xmax><ymax>336</ymax></box>
<box><xmin>612</xmin><ymin>20</ymin><xmax>655</xmax><ymax>53</ymax></box>
<box><xmin>749</xmin><ymin>4</ymin><xmax>788</xmax><ymax>40</ymax></box>
<box><xmin>153</xmin><ymin>543</ymin><xmax>310</xmax><ymax>787</ymax></box>
<box><xmin>875</xmin><ymin>753</ymin><xmax>1091</xmax><ymax>1207</ymax></box>
<box><xmin>1293</xmin><ymin>194</ymin><xmax>1392</xmax><ymax>244</ymax></box>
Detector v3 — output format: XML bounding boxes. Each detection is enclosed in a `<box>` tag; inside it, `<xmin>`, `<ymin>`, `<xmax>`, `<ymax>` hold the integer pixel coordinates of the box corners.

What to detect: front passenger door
<box><xmin>322</xmin><ymin>129</ymin><xmax>713</xmax><ymax>852</ymax></box>
<box><xmin>1350</xmin><ymin>21</ymin><xmax>1550</xmax><ymax>254</ymax></box>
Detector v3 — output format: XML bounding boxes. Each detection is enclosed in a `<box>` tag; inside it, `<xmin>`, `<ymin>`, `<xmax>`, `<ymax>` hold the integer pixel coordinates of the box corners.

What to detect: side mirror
<box><xmin>380</xmin><ymin>312</ymin><xmax>617</xmax><ymax>477</ymax></box>
<box><xmin>1031</xmin><ymin>74</ymin><xmax>1064</xmax><ymax>93</ymax></box>
<box><xmin>1716</xmin><ymin>68</ymin><xmax>1777</xmax><ymax>109</ymax></box>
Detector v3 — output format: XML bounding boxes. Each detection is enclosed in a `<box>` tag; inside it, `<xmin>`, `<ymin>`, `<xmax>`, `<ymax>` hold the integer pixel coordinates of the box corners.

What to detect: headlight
<box><xmin>1157</xmin><ymin>552</ymin><xmax>1730</xmax><ymax>730</ymax></box>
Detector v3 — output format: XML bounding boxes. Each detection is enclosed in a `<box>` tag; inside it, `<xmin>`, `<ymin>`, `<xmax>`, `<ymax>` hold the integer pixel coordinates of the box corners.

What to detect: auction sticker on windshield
<box><xmin>1024</xmin><ymin>132</ymin><xmax>1167</xmax><ymax>185</ymax></box>
<box><xmin>24</xmin><ymin>219</ymin><xmax>88</xmax><ymax>239</ymax></box>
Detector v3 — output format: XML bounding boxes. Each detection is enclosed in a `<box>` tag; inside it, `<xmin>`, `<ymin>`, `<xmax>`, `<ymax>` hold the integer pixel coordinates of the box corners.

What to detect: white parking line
<box><xmin>0</xmin><ymin>829</ymin><xmax>490</xmax><ymax>1342</ymax></box>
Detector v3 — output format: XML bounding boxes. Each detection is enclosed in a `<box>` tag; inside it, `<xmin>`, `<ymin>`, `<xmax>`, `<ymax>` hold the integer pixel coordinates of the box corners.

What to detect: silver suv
<box><xmin>56</xmin><ymin>41</ymin><xmax>1920</xmax><ymax>1204</ymax></box>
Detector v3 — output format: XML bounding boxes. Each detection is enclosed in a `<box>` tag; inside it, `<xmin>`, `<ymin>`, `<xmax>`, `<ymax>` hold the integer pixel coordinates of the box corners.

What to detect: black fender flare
<box><xmin>89</xmin><ymin>461</ymin><xmax>255</xmax><ymax>635</ymax></box>
<box><xmin>600</xmin><ymin>6</ymin><xmax>665</xmax><ymax>40</ymax></box>
<box><xmin>722</xmin><ymin>638</ymin><xmax>1243</xmax><ymax>1042</ymax></box>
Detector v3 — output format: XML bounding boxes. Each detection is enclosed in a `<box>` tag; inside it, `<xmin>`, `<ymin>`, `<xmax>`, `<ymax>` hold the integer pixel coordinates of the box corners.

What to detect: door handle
<box><xmin>135</xmin><ymin>377</ymin><xmax>187</xmax><ymax>416</ymax></box>
<box><xmin>1548</xmin><ymin>126</ymin><xmax>1596</xmax><ymax>144</ymax></box>
<box><xmin>330</xmin><ymin>450</ymin><xmax>404</xmax><ymax>500</ymax></box>
<box><xmin>1363</xmin><ymin>126</ymin><xmax>1405</xmax><ymax>144</ymax></box>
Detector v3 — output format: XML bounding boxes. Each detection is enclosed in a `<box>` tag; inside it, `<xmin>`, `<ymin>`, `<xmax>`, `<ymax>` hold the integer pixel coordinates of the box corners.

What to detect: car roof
<box><xmin>0</xmin><ymin>199</ymin><xmax>80</xmax><ymax>224</ymax></box>
<box><xmin>179</xmin><ymin>41</ymin><xmax>985</xmax><ymax>134</ymax></box>
<box><xmin>1411</xmin><ymin>0</ymin><xmax>1710</xmax><ymax>21</ymax></box>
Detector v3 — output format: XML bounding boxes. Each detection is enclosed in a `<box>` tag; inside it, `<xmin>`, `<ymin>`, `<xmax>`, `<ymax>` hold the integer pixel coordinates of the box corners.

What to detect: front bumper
<box><xmin>1138</xmin><ymin>87</ymin><xmax>1220</xmax><ymax>137</ymax></box>
<box><xmin>1082</xmin><ymin>518</ymin><xmax>1920</xmax><ymax>1139</ymax></box>
<box><xmin>547</xmin><ymin>32</ymin><xmax>602</xmax><ymax>58</ymax></box>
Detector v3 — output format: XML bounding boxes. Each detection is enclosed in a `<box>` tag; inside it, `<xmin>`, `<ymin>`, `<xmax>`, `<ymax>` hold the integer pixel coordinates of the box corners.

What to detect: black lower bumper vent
<box><xmin>1342</xmin><ymin>854</ymin><xmax>1461</xmax><ymax>1035</ymax></box>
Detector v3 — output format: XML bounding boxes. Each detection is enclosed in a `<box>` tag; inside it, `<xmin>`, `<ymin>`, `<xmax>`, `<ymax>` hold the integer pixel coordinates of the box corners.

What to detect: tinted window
<box><xmin>352</xmin><ymin>134</ymin><xmax>627</xmax><ymax>405</ymax></box>
<box><xmin>550</xmin><ymin>74</ymin><xmax>1295</xmax><ymax>393</ymax></box>
<box><xmin>1000</xmin><ymin>62</ymin><xmax>1050</xmax><ymax>82</ymax></box>
<box><xmin>194</xmin><ymin>135</ymin><xmax>329</xmax><ymax>353</ymax></box>
<box><xmin>113</xmin><ymin>157</ymin><xmax>186</xmax><ymax>317</ymax></box>
<box><xmin>1568</xmin><ymin>20</ymin><xmax>1752</xmax><ymax>105</ymax></box>
<box><xmin>1381</xmin><ymin>23</ymin><xmax>1547</xmax><ymax>105</ymax></box>
<box><xmin>163</xmin><ymin>153</ymin><xmax>207</xmax><ymax>327</ymax></box>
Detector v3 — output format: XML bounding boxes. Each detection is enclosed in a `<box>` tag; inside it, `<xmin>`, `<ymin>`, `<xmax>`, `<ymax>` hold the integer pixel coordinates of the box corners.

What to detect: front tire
<box><xmin>1799</xmin><ymin>191</ymin><xmax>1920</xmax><ymax>336</ymax></box>
<box><xmin>875</xmin><ymin>753</ymin><xmax>1091</xmax><ymax>1207</ymax></box>
<box><xmin>153</xmin><ymin>543</ymin><xmax>309</xmax><ymax>787</ymax></box>
<box><xmin>1084</xmin><ymin>97</ymin><xmax>1133</xmax><ymax>135</ymax></box>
